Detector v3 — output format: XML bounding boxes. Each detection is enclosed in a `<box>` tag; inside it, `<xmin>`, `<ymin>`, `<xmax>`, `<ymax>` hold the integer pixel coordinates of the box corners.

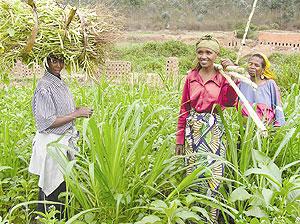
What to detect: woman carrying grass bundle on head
<box><xmin>29</xmin><ymin>54</ymin><xmax>93</xmax><ymax>221</ymax></box>
<box><xmin>175</xmin><ymin>34</ymin><xmax>238</xmax><ymax>223</ymax></box>
<box><xmin>221</xmin><ymin>53</ymin><xmax>285</xmax><ymax>127</ymax></box>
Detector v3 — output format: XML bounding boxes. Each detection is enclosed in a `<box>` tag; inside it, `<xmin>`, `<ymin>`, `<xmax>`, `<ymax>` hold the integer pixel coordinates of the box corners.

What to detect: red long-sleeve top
<box><xmin>176</xmin><ymin>69</ymin><xmax>238</xmax><ymax>144</ymax></box>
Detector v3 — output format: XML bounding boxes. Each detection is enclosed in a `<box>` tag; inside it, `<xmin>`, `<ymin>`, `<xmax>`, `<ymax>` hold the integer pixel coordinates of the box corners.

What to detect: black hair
<box><xmin>47</xmin><ymin>54</ymin><xmax>64</xmax><ymax>64</ymax></box>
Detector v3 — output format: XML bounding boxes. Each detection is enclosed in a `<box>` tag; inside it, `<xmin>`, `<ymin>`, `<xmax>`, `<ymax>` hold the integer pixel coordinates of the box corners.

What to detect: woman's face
<box><xmin>48</xmin><ymin>57</ymin><xmax>64</xmax><ymax>76</ymax></box>
<box><xmin>247</xmin><ymin>56</ymin><xmax>264</xmax><ymax>77</ymax></box>
<box><xmin>196</xmin><ymin>47</ymin><xmax>218</xmax><ymax>68</ymax></box>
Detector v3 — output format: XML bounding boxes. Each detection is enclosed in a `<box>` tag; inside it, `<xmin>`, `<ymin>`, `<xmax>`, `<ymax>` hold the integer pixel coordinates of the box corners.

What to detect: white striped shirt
<box><xmin>32</xmin><ymin>70</ymin><xmax>75</xmax><ymax>134</ymax></box>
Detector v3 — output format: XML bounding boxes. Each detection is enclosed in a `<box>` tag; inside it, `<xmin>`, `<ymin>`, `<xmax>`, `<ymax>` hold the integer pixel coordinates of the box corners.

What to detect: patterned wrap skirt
<box><xmin>184</xmin><ymin>110</ymin><xmax>226</xmax><ymax>196</ymax></box>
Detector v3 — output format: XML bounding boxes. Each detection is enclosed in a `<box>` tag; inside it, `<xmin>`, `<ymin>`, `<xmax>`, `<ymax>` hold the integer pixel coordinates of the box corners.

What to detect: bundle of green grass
<box><xmin>0</xmin><ymin>0</ymin><xmax>122</xmax><ymax>79</ymax></box>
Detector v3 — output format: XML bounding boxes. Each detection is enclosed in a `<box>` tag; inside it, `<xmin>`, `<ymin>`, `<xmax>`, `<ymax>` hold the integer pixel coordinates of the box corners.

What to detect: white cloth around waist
<box><xmin>29</xmin><ymin>130</ymin><xmax>79</xmax><ymax>196</ymax></box>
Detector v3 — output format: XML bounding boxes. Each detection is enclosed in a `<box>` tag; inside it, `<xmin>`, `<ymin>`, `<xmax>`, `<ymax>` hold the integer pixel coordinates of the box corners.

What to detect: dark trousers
<box><xmin>37</xmin><ymin>182</ymin><xmax>67</xmax><ymax>220</ymax></box>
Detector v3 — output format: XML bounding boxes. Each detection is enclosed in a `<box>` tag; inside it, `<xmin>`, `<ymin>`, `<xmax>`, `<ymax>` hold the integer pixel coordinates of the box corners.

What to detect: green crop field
<box><xmin>0</xmin><ymin>41</ymin><xmax>300</xmax><ymax>224</ymax></box>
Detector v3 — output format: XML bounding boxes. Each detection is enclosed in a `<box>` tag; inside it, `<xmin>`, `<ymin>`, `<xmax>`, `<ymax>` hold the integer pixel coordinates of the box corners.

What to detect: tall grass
<box><xmin>269</xmin><ymin>53</ymin><xmax>300</xmax><ymax>94</ymax></box>
<box><xmin>0</xmin><ymin>86</ymin><xmax>37</xmax><ymax>223</ymax></box>
<box><xmin>217</xmin><ymin>82</ymin><xmax>300</xmax><ymax>223</ymax></box>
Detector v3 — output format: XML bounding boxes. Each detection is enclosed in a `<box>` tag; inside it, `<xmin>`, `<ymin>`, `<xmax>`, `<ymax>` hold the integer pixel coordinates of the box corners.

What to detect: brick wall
<box><xmin>258</xmin><ymin>31</ymin><xmax>300</xmax><ymax>49</ymax></box>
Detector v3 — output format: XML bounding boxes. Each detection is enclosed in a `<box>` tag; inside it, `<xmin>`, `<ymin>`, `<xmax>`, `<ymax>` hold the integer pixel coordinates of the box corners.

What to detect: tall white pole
<box><xmin>235</xmin><ymin>0</ymin><xmax>259</xmax><ymax>64</ymax></box>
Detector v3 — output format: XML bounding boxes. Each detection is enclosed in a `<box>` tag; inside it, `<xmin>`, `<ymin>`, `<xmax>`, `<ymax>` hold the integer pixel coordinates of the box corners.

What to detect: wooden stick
<box><xmin>215</xmin><ymin>65</ymin><xmax>267</xmax><ymax>134</ymax></box>
<box><xmin>65</xmin><ymin>7</ymin><xmax>77</xmax><ymax>30</ymax></box>
<box><xmin>214</xmin><ymin>64</ymin><xmax>258</xmax><ymax>89</ymax></box>
<box><xmin>235</xmin><ymin>0</ymin><xmax>259</xmax><ymax>64</ymax></box>
<box><xmin>227</xmin><ymin>72</ymin><xmax>258</xmax><ymax>89</ymax></box>
<box><xmin>24</xmin><ymin>0</ymin><xmax>38</xmax><ymax>53</ymax></box>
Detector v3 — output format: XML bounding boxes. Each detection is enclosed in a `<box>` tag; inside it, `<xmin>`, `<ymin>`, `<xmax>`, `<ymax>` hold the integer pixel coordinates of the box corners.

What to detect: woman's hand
<box><xmin>74</xmin><ymin>107</ymin><xmax>93</xmax><ymax>118</ymax></box>
<box><xmin>175</xmin><ymin>144</ymin><xmax>185</xmax><ymax>155</ymax></box>
<box><xmin>221</xmin><ymin>58</ymin><xmax>235</xmax><ymax>69</ymax></box>
<box><xmin>49</xmin><ymin>107</ymin><xmax>93</xmax><ymax>129</ymax></box>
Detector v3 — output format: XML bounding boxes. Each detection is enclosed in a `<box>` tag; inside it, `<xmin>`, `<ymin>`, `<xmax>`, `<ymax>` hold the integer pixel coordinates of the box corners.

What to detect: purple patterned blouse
<box><xmin>239</xmin><ymin>79</ymin><xmax>285</xmax><ymax>126</ymax></box>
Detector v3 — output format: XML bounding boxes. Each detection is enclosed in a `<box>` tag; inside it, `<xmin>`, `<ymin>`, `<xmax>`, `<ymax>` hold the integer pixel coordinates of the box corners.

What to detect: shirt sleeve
<box><xmin>176</xmin><ymin>78</ymin><xmax>191</xmax><ymax>145</ymax></box>
<box><xmin>218</xmin><ymin>79</ymin><xmax>238</xmax><ymax>107</ymax></box>
<box><xmin>269</xmin><ymin>81</ymin><xmax>285</xmax><ymax>126</ymax></box>
<box><xmin>33</xmin><ymin>88</ymin><xmax>57</xmax><ymax>132</ymax></box>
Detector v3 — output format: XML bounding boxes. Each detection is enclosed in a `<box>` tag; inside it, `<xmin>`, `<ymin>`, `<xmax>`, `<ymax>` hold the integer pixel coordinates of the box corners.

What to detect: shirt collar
<box><xmin>44</xmin><ymin>70</ymin><xmax>64</xmax><ymax>87</ymax></box>
<box><xmin>190</xmin><ymin>69</ymin><xmax>222</xmax><ymax>87</ymax></box>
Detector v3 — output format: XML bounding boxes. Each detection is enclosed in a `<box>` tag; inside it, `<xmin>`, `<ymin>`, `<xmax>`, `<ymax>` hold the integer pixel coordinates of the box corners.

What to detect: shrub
<box><xmin>235</xmin><ymin>23</ymin><xmax>258</xmax><ymax>39</ymax></box>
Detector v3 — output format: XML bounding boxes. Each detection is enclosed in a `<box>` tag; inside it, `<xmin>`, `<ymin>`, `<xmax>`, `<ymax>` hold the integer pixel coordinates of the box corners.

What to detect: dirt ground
<box><xmin>120</xmin><ymin>30</ymin><xmax>300</xmax><ymax>57</ymax></box>
<box><xmin>120</xmin><ymin>30</ymin><xmax>234</xmax><ymax>44</ymax></box>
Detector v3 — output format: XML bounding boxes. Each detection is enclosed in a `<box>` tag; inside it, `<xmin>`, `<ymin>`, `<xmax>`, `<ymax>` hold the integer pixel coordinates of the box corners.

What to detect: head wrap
<box><xmin>196</xmin><ymin>34</ymin><xmax>221</xmax><ymax>54</ymax></box>
<box><xmin>253</xmin><ymin>52</ymin><xmax>276</xmax><ymax>80</ymax></box>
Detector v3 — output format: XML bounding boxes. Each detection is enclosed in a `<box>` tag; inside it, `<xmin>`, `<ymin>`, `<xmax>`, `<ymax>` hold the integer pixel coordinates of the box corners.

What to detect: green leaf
<box><xmin>260</xmin><ymin>217</ymin><xmax>271</xmax><ymax>224</ymax></box>
<box><xmin>185</xmin><ymin>195</ymin><xmax>196</xmax><ymax>206</ymax></box>
<box><xmin>0</xmin><ymin>166</ymin><xmax>12</xmax><ymax>172</ymax></box>
<box><xmin>176</xmin><ymin>211</ymin><xmax>201</xmax><ymax>221</ymax></box>
<box><xmin>245</xmin><ymin>162</ymin><xmax>282</xmax><ymax>189</ymax></box>
<box><xmin>84</xmin><ymin>212</ymin><xmax>96</xmax><ymax>222</ymax></box>
<box><xmin>167</xmin><ymin>165</ymin><xmax>206</xmax><ymax>200</ymax></box>
<box><xmin>7</xmin><ymin>28</ymin><xmax>15</xmax><ymax>37</ymax></box>
<box><xmin>191</xmin><ymin>206</ymin><xmax>210</xmax><ymax>221</ymax></box>
<box><xmin>174</xmin><ymin>217</ymin><xmax>185</xmax><ymax>224</ymax></box>
<box><xmin>72</xmin><ymin>221</ymin><xmax>86</xmax><ymax>224</ymax></box>
<box><xmin>244</xmin><ymin>206</ymin><xmax>267</xmax><ymax>218</ymax></box>
<box><xmin>252</xmin><ymin>150</ymin><xmax>271</xmax><ymax>165</ymax></box>
<box><xmin>262</xmin><ymin>188</ymin><xmax>273</xmax><ymax>206</ymax></box>
<box><xmin>229</xmin><ymin>187</ymin><xmax>252</xmax><ymax>202</ymax></box>
<box><xmin>272</xmin><ymin>127</ymin><xmax>296</xmax><ymax>162</ymax></box>
<box><xmin>0</xmin><ymin>42</ymin><xmax>4</xmax><ymax>53</ymax></box>
<box><xmin>151</xmin><ymin>200</ymin><xmax>167</xmax><ymax>209</ymax></box>
<box><xmin>66</xmin><ymin>208</ymin><xmax>100</xmax><ymax>224</ymax></box>
<box><xmin>287</xmin><ymin>188</ymin><xmax>300</xmax><ymax>202</ymax></box>
<box><xmin>250</xmin><ymin>218</ymin><xmax>260</xmax><ymax>224</ymax></box>
<box><xmin>281</xmin><ymin>160</ymin><xmax>300</xmax><ymax>172</ymax></box>
<box><xmin>135</xmin><ymin>215</ymin><xmax>161</xmax><ymax>224</ymax></box>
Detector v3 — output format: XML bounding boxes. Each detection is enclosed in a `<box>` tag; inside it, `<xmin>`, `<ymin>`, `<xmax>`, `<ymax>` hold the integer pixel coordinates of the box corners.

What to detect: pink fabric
<box><xmin>176</xmin><ymin>69</ymin><xmax>238</xmax><ymax>144</ymax></box>
<box><xmin>240</xmin><ymin>103</ymin><xmax>276</xmax><ymax>126</ymax></box>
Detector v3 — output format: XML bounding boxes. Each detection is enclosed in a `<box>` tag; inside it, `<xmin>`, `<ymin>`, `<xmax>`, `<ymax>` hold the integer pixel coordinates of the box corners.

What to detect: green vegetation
<box><xmin>112</xmin><ymin>41</ymin><xmax>194</xmax><ymax>75</ymax></box>
<box><xmin>0</xmin><ymin>0</ymin><xmax>121</xmax><ymax>79</ymax></box>
<box><xmin>269</xmin><ymin>53</ymin><xmax>300</xmax><ymax>94</ymax></box>
<box><xmin>0</xmin><ymin>41</ymin><xmax>299</xmax><ymax>223</ymax></box>
<box><xmin>112</xmin><ymin>40</ymin><xmax>237</xmax><ymax>76</ymax></box>
<box><xmin>235</xmin><ymin>23</ymin><xmax>258</xmax><ymax>40</ymax></box>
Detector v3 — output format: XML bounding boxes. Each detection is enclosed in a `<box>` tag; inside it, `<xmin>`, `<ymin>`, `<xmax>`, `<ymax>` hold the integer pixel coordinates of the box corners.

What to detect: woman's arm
<box><xmin>221</xmin><ymin>58</ymin><xmax>236</xmax><ymax>69</ymax></box>
<box><xmin>269</xmin><ymin>81</ymin><xmax>285</xmax><ymax>126</ymax></box>
<box><xmin>176</xmin><ymin>77</ymin><xmax>191</xmax><ymax>145</ymax></box>
<box><xmin>50</xmin><ymin>107</ymin><xmax>93</xmax><ymax>128</ymax></box>
<box><xmin>33</xmin><ymin>89</ymin><xmax>93</xmax><ymax>131</ymax></box>
<box><xmin>218</xmin><ymin>79</ymin><xmax>238</xmax><ymax>107</ymax></box>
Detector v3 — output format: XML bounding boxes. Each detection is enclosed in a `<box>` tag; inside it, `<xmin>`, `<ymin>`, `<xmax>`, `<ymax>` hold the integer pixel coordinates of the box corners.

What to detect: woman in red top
<box><xmin>175</xmin><ymin>35</ymin><xmax>237</xmax><ymax>222</ymax></box>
